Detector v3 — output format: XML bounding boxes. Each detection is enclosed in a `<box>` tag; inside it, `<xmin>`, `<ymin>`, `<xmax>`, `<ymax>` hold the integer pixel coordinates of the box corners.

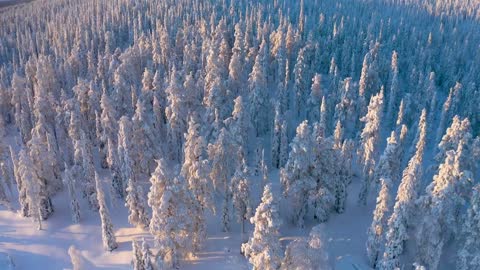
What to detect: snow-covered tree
<box><xmin>366</xmin><ymin>178</ymin><xmax>391</xmax><ymax>268</ymax></box>
<box><xmin>374</xmin><ymin>131</ymin><xmax>401</xmax><ymax>186</ymax></box>
<box><xmin>208</xmin><ymin>127</ymin><xmax>235</xmax><ymax>231</ymax></box>
<box><xmin>358</xmin><ymin>89</ymin><xmax>384</xmax><ymax>205</ymax></box>
<box><xmin>307</xmin><ymin>73</ymin><xmax>323</xmax><ymax>122</ymax></box>
<box><xmin>95</xmin><ymin>173</ymin><xmax>118</xmax><ymax>252</ymax></box>
<box><xmin>241</xmin><ymin>184</ymin><xmax>283</xmax><ymax>270</ymax></box>
<box><xmin>148</xmin><ymin>159</ymin><xmax>193</xmax><ymax>268</ymax></box>
<box><xmin>281</xmin><ymin>224</ymin><xmax>331</xmax><ymax>270</ymax></box>
<box><xmin>19</xmin><ymin>149</ymin><xmax>43</xmax><ymax>229</ymax></box>
<box><xmin>142</xmin><ymin>238</ymin><xmax>154</xmax><ymax>270</ymax></box>
<box><xmin>248</xmin><ymin>38</ymin><xmax>270</xmax><ymax>137</ymax></box>
<box><xmin>181</xmin><ymin>116</ymin><xmax>212</xmax><ymax>251</ymax></box>
<box><xmin>231</xmin><ymin>155</ymin><xmax>252</xmax><ymax>235</ymax></box>
<box><xmin>125</xmin><ymin>167</ymin><xmax>149</xmax><ymax>228</ymax></box>
<box><xmin>281</xmin><ymin>121</ymin><xmax>316</xmax><ymax>227</ymax></box>
<box><xmin>63</xmin><ymin>165</ymin><xmax>80</xmax><ymax>223</ymax></box>
<box><xmin>132</xmin><ymin>239</ymin><xmax>144</xmax><ymax>270</ymax></box>
<box><xmin>416</xmin><ymin>141</ymin><xmax>472</xmax><ymax>269</ymax></box>
<box><xmin>380</xmin><ymin>110</ymin><xmax>427</xmax><ymax>270</ymax></box>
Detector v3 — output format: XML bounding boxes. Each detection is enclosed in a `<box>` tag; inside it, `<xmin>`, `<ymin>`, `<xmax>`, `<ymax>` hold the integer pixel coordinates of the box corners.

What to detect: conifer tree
<box><xmin>281</xmin><ymin>121</ymin><xmax>316</xmax><ymax>227</ymax></box>
<box><xmin>358</xmin><ymin>89</ymin><xmax>384</xmax><ymax>205</ymax></box>
<box><xmin>19</xmin><ymin>149</ymin><xmax>43</xmax><ymax>229</ymax></box>
<box><xmin>64</xmin><ymin>165</ymin><xmax>80</xmax><ymax>223</ymax></box>
<box><xmin>132</xmin><ymin>239</ymin><xmax>144</xmax><ymax>270</ymax></box>
<box><xmin>366</xmin><ymin>178</ymin><xmax>391</xmax><ymax>268</ymax></box>
<box><xmin>380</xmin><ymin>110</ymin><xmax>427</xmax><ymax>270</ymax></box>
<box><xmin>241</xmin><ymin>184</ymin><xmax>283</xmax><ymax>270</ymax></box>
<box><xmin>95</xmin><ymin>173</ymin><xmax>118</xmax><ymax>252</ymax></box>
<box><xmin>231</xmin><ymin>156</ymin><xmax>252</xmax><ymax>236</ymax></box>
<box><xmin>142</xmin><ymin>238</ymin><xmax>154</xmax><ymax>270</ymax></box>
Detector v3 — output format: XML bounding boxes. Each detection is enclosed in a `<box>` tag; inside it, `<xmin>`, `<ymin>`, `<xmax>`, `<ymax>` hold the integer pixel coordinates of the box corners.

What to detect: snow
<box><xmin>0</xmin><ymin>166</ymin><xmax>377</xmax><ymax>270</ymax></box>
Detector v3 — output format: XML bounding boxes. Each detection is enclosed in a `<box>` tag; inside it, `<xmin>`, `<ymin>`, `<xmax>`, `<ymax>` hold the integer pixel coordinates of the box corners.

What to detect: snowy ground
<box><xmin>0</xmin><ymin>167</ymin><xmax>375</xmax><ymax>270</ymax></box>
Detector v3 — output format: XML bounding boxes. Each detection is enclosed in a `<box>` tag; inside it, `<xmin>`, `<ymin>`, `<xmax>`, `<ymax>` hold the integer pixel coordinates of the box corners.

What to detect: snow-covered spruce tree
<box><xmin>63</xmin><ymin>165</ymin><xmax>81</xmax><ymax>223</ymax></box>
<box><xmin>107</xmin><ymin>137</ymin><xmax>124</xmax><ymax>199</ymax></box>
<box><xmin>231</xmin><ymin>155</ymin><xmax>252</xmax><ymax>236</ymax></box>
<box><xmin>181</xmin><ymin>115</ymin><xmax>212</xmax><ymax>251</ymax></box>
<box><xmin>95</xmin><ymin>172</ymin><xmax>118</xmax><ymax>252</ymax></box>
<box><xmin>28</xmin><ymin>117</ymin><xmax>59</xmax><ymax>218</ymax></box>
<box><xmin>19</xmin><ymin>149</ymin><xmax>43</xmax><ymax>229</ymax></box>
<box><xmin>271</xmin><ymin>104</ymin><xmax>283</xmax><ymax>169</ymax></box>
<box><xmin>241</xmin><ymin>184</ymin><xmax>283</xmax><ymax>270</ymax></box>
<box><xmin>457</xmin><ymin>184</ymin><xmax>480</xmax><ymax>270</ymax></box>
<box><xmin>307</xmin><ymin>73</ymin><xmax>323</xmax><ymax>122</ymax></box>
<box><xmin>435</xmin><ymin>116</ymin><xmax>474</xmax><ymax>171</ymax></box>
<box><xmin>80</xmin><ymin>132</ymin><xmax>99</xmax><ymax>210</ymax></box>
<box><xmin>148</xmin><ymin>159</ymin><xmax>194</xmax><ymax>268</ymax></box>
<box><xmin>366</xmin><ymin>178</ymin><xmax>391</xmax><ymax>268</ymax></box>
<box><xmin>248</xmin><ymin>38</ymin><xmax>270</xmax><ymax>137</ymax></box>
<box><xmin>333</xmin><ymin>120</ymin><xmax>344</xmax><ymax>150</ymax></box>
<box><xmin>117</xmin><ymin>116</ymin><xmax>135</xmax><ymax>198</ymax></box>
<box><xmin>380</xmin><ymin>109</ymin><xmax>427</xmax><ymax>270</ymax></box>
<box><xmin>125</xmin><ymin>162</ymin><xmax>149</xmax><ymax>228</ymax></box>
<box><xmin>165</xmin><ymin>67</ymin><xmax>188</xmax><ymax>162</ymax></box>
<box><xmin>309</xmin><ymin>123</ymin><xmax>337</xmax><ymax>222</ymax></box>
<box><xmin>416</xmin><ymin>141</ymin><xmax>473</xmax><ymax>270</ymax></box>
<box><xmin>279</xmin><ymin>120</ymin><xmax>289</xmax><ymax>168</ymax></box>
<box><xmin>132</xmin><ymin>98</ymin><xmax>157</xmax><ymax>175</ymax></box>
<box><xmin>228</xmin><ymin>22</ymin><xmax>247</xmax><ymax>98</ymax></box>
<box><xmin>281</xmin><ymin>224</ymin><xmax>331</xmax><ymax>270</ymax></box>
<box><xmin>386</xmin><ymin>51</ymin><xmax>399</xmax><ymax>127</ymax></box>
<box><xmin>208</xmin><ymin>128</ymin><xmax>235</xmax><ymax>231</ymax></box>
<box><xmin>1</xmin><ymin>159</ymin><xmax>14</xmax><ymax>197</ymax></box>
<box><xmin>293</xmin><ymin>44</ymin><xmax>313</xmax><ymax>120</ymax></box>
<box><xmin>132</xmin><ymin>239</ymin><xmax>144</xmax><ymax>270</ymax></box>
<box><xmin>225</xmin><ymin>95</ymin><xmax>250</xmax><ymax>159</ymax></box>
<box><xmin>0</xmin><ymin>173</ymin><xmax>9</xmax><ymax>208</ymax></box>
<box><xmin>142</xmin><ymin>238</ymin><xmax>154</xmax><ymax>270</ymax></box>
<box><xmin>334</xmin><ymin>77</ymin><xmax>358</xmax><ymax>139</ymax></box>
<box><xmin>374</xmin><ymin>131</ymin><xmax>401</xmax><ymax>186</ymax></box>
<box><xmin>280</xmin><ymin>120</ymin><xmax>316</xmax><ymax>228</ymax></box>
<box><xmin>10</xmin><ymin>146</ymin><xmax>29</xmax><ymax>217</ymax></box>
<box><xmin>358</xmin><ymin>89</ymin><xmax>384</xmax><ymax>205</ymax></box>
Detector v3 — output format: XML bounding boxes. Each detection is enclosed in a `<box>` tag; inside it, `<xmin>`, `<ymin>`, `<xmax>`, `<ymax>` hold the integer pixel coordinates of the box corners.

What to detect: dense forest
<box><xmin>0</xmin><ymin>0</ymin><xmax>479</xmax><ymax>269</ymax></box>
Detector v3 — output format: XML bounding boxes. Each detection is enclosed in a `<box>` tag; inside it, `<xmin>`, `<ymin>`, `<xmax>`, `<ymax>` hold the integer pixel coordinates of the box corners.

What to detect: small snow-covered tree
<box><xmin>125</xmin><ymin>165</ymin><xmax>149</xmax><ymax>228</ymax></box>
<box><xmin>63</xmin><ymin>165</ymin><xmax>80</xmax><ymax>223</ymax></box>
<box><xmin>366</xmin><ymin>178</ymin><xmax>391</xmax><ymax>268</ymax></box>
<box><xmin>281</xmin><ymin>224</ymin><xmax>330</xmax><ymax>270</ymax></box>
<box><xmin>281</xmin><ymin>121</ymin><xmax>316</xmax><ymax>227</ymax></box>
<box><xmin>19</xmin><ymin>149</ymin><xmax>43</xmax><ymax>229</ymax></box>
<box><xmin>95</xmin><ymin>173</ymin><xmax>118</xmax><ymax>251</ymax></box>
<box><xmin>279</xmin><ymin>120</ymin><xmax>289</xmax><ymax>168</ymax></box>
<box><xmin>132</xmin><ymin>239</ymin><xmax>144</xmax><ymax>270</ymax></box>
<box><xmin>374</xmin><ymin>131</ymin><xmax>401</xmax><ymax>186</ymax></box>
<box><xmin>142</xmin><ymin>238</ymin><xmax>154</xmax><ymax>270</ymax></box>
<box><xmin>358</xmin><ymin>89</ymin><xmax>384</xmax><ymax>205</ymax></box>
<box><xmin>241</xmin><ymin>184</ymin><xmax>283</xmax><ymax>270</ymax></box>
<box><xmin>307</xmin><ymin>73</ymin><xmax>323</xmax><ymax>122</ymax></box>
<box><xmin>231</xmin><ymin>156</ymin><xmax>252</xmax><ymax>236</ymax></box>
